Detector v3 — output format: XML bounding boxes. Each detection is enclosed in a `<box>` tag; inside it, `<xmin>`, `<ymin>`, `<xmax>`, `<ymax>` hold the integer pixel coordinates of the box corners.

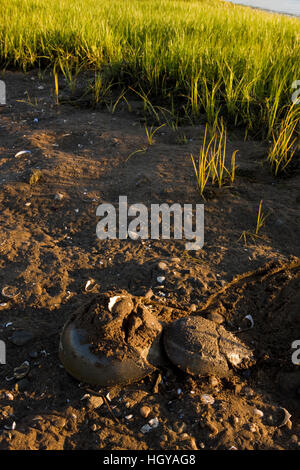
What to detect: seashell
<box><xmin>108</xmin><ymin>295</ymin><xmax>121</xmax><ymax>312</ymax></box>
<box><xmin>244</xmin><ymin>314</ymin><xmax>254</xmax><ymax>328</ymax></box>
<box><xmin>15</xmin><ymin>150</ymin><xmax>32</xmax><ymax>158</ymax></box>
<box><xmin>14</xmin><ymin>361</ymin><xmax>30</xmax><ymax>380</ymax></box>
<box><xmin>277</xmin><ymin>407</ymin><xmax>292</xmax><ymax>428</ymax></box>
<box><xmin>157</xmin><ymin>276</ymin><xmax>165</xmax><ymax>284</ymax></box>
<box><xmin>1</xmin><ymin>286</ymin><xmax>19</xmax><ymax>299</ymax></box>
<box><xmin>84</xmin><ymin>279</ymin><xmax>97</xmax><ymax>292</ymax></box>
<box><xmin>253</xmin><ymin>408</ymin><xmax>264</xmax><ymax>418</ymax></box>
<box><xmin>201</xmin><ymin>394</ymin><xmax>215</xmax><ymax>405</ymax></box>
<box><xmin>164</xmin><ymin>316</ymin><xmax>254</xmax><ymax>378</ymax></box>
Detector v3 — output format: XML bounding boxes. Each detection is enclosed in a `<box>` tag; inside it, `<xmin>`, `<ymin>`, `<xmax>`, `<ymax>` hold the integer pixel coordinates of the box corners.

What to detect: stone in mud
<box><xmin>206</xmin><ymin>312</ymin><xmax>224</xmax><ymax>324</ymax></box>
<box><xmin>163</xmin><ymin>316</ymin><xmax>253</xmax><ymax>378</ymax></box>
<box><xmin>59</xmin><ymin>291</ymin><xmax>164</xmax><ymax>387</ymax></box>
<box><xmin>87</xmin><ymin>396</ymin><xmax>104</xmax><ymax>410</ymax></box>
<box><xmin>10</xmin><ymin>330</ymin><xmax>34</xmax><ymax>346</ymax></box>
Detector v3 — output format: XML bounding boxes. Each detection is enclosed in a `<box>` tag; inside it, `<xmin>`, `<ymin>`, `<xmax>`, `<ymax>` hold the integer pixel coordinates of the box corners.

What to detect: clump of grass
<box><xmin>267</xmin><ymin>105</ymin><xmax>299</xmax><ymax>175</ymax></box>
<box><xmin>239</xmin><ymin>200</ymin><xmax>269</xmax><ymax>245</ymax></box>
<box><xmin>145</xmin><ymin>123</ymin><xmax>165</xmax><ymax>146</ymax></box>
<box><xmin>190</xmin><ymin>121</ymin><xmax>238</xmax><ymax>197</ymax></box>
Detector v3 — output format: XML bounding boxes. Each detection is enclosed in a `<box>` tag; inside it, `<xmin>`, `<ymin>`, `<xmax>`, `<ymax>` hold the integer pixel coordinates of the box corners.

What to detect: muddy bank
<box><xmin>0</xmin><ymin>71</ymin><xmax>299</xmax><ymax>450</ymax></box>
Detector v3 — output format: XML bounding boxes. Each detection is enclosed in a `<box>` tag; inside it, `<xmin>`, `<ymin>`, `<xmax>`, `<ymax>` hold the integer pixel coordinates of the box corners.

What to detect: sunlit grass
<box><xmin>267</xmin><ymin>104</ymin><xmax>300</xmax><ymax>175</ymax></box>
<box><xmin>0</xmin><ymin>0</ymin><xmax>299</xmax><ymax>136</ymax></box>
<box><xmin>190</xmin><ymin>121</ymin><xmax>238</xmax><ymax>197</ymax></box>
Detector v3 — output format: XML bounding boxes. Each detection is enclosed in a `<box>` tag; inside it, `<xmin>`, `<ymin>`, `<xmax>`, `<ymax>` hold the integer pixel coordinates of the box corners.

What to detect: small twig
<box><xmin>84</xmin><ymin>386</ymin><xmax>120</xmax><ymax>424</ymax></box>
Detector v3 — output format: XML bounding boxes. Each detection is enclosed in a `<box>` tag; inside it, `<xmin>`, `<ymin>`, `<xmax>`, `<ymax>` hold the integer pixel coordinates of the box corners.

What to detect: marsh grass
<box><xmin>145</xmin><ymin>123</ymin><xmax>166</xmax><ymax>146</ymax></box>
<box><xmin>0</xmin><ymin>0</ymin><xmax>299</xmax><ymax>136</ymax></box>
<box><xmin>267</xmin><ymin>105</ymin><xmax>300</xmax><ymax>175</ymax></box>
<box><xmin>239</xmin><ymin>200</ymin><xmax>269</xmax><ymax>246</ymax></box>
<box><xmin>190</xmin><ymin>121</ymin><xmax>238</xmax><ymax>197</ymax></box>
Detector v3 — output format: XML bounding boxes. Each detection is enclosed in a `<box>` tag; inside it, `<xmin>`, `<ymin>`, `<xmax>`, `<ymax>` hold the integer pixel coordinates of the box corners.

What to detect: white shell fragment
<box><xmin>108</xmin><ymin>296</ymin><xmax>121</xmax><ymax>312</ymax></box>
<box><xmin>15</xmin><ymin>150</ymin><xmax>32</xmax><ymax>158</ymax></box>
<box><xmin>148</xmin><ymin>417</ymin><xmax>159</xmax><ymax>428</ymax></box>
<box><xmin>201</xmin><ymin>394</ymin><xmax>215</xmax><ymax>405</ymax></box>
<box><xmin>80</xmin><ymin>394</ymin><xmax>91</xmax><ymax>400</ymax></box>
<box><xmin>157</xmin><ymin>276</ymin><xmax>165</xmax><ymax>284</ymax></box>
<box><xmin>253</xmin><ymin>409</ymin><xmax>264</xmax><ymax>418</ymax></box>
<box><xmin>244</xmin><ymin>314</ymin><xmax>254</xmax><ymax>328</ymax></box>
<box><xmin>84</xmin><ymin>279</ymin><xmax>96</xmax><ymax>292</ymax></box>
<box><xmin>1</xmin><ymin>286</ymin><xmax>19</xmax><ymax>299</ymax></box>
<box><xmin>278</xmin><ymin>408</ymin><xmax>292</xmax><ymax>428</ymax></box>
<box><xmin>141</xmin><ymin>417</ymin><xmax>159</xmax><ymax>434</ymax></box>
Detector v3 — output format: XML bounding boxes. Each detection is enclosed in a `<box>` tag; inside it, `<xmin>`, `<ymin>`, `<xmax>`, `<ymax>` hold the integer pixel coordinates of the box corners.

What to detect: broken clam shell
<box><xmin>15</xmin><ymin>150</ymin><xmax>32</xmax><ymax>158</ymax></box>
<box><xmin>1</xmin><ymin>286</ymin><xmax>19</xmax><ymax>299</ymax></box>
<box><xmin>14</xmin><ymin>361</ymin><xmax>30</xmax><ymax>380</ymax></box>
<box><xmin>59</xmin><ymin>292</ymin><xmax>164</xmax><ymax>387</ymax></box>
<box><xmin>164</xmin><ymin>316</ymin><xmax>253</xmax><ymax>377</ymax></box>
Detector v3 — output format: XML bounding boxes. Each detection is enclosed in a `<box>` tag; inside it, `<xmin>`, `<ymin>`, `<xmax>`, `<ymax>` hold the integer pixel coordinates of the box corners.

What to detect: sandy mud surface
<box><xmin>0</xmin><ymin>71</ymin><xmax>299</xmax><ymax>450</ymax></box>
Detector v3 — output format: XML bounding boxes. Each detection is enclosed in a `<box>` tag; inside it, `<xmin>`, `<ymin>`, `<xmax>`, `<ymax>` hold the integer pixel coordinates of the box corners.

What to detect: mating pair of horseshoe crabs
<box><xmin>59</xmin><ymin>290</ymin><xmax>254</xmax><ymax>387</ymax></box>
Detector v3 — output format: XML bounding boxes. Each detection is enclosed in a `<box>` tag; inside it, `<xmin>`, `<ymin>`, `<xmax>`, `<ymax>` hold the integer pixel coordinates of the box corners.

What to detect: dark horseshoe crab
<box><xmin>59</xmin><ymin>290</ymin><xmax>254</xmax><ymax>386</ymax></box>
<box><xmin>59</xmin><ymin>291</ymin><xmax>165</xmax><ymax>387</ymax></box>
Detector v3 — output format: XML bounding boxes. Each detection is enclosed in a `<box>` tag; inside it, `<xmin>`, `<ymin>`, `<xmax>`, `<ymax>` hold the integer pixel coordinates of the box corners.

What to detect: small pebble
<box><xmin>209</xmin><ymin>376</ymin><xmax>219</xmax><ymax>388</ymax></box>
<box><xmin>87</xmin><ymin>396</ymin><xmax>104</xmax><ymax>410</ymax></box>
<box><xmin>140</xmin><ymin>424</ymin><xmax>152</xmax><ymax>434</ymax></box>
<box><xmin>157</xmin><ymin>262</ymin><xmax>168</xmax><ymax>271</ymax></box>
<box><xmin>157</xmin><ymin>276</ymin><xmax>165</xmax><ymax>284</ymax></box>
<box><xmin>140</xmin><ymin>406</ymin><xmax>151</xmax><ymax>419</ymax></box>
<box><xmin>253</xmin><ymin>409</ymin><xmax>264</xmax><ymax>418</ymax></box>
<box><xmin>206</xmin><ymin>312</ymin><xmax>224</xmax><ymax>324</ymax></box>
<box><xmin>10</xmin><ymin>330</ymin><xmax>34</xmax><ymax>346</ymax></box>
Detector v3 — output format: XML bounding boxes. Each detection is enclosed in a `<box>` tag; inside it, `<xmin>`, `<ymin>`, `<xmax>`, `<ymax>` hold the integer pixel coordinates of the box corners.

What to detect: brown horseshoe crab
<box><xmin>59</xmin><ymin>291</ymin><xmax>165</xmax><ymax>387</ymax></box>
<box><xmin>59</xmin><ymin>290</ymin><xmax>254</xmax><ymax>386</ymax></box>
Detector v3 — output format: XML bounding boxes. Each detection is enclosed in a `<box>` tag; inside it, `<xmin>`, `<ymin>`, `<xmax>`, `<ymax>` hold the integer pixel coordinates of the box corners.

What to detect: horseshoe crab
<box><xmin>163</xmin><ymin>316</ymin><xmax>254</xmax><ymax>378</ymax></box>
<box><xmin>59</xmin><ymin>291</ymin><xmax>254</xmax><ymax>386</ymax></box>
<box><xmin>59</xmin><ymin>291</ymin><xmax>165</xmax><ymax>387</ymax></box>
